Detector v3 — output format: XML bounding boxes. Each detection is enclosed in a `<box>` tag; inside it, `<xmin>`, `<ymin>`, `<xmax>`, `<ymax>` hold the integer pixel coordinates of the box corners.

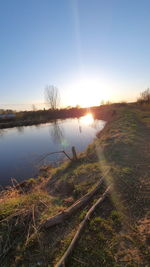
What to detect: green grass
<box><xmin>67</xmin><ymin>216</ymin><xmax>117</xmax><ymax>267</ymax></box>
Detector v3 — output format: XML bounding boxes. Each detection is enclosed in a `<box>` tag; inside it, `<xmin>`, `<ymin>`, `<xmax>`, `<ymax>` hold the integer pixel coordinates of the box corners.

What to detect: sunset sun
<box><xmin>65</xmin><ymin>76</ymin><xmax>111</xmax><ymax>107</ymax></box>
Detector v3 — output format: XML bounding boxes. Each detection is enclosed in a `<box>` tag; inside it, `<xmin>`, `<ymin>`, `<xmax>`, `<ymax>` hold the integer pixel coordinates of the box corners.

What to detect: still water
<box><xmin>0</xmin><ymin>114</ymin><xmax>105</xmax><ymax>186</ymax></box>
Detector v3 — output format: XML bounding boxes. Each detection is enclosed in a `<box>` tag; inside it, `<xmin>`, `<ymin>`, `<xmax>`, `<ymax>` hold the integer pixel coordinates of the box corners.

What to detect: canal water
<box><xmin>0</xmin><ymin>113</ymin><xmax>105</xmax><ymax>186</ymax></box>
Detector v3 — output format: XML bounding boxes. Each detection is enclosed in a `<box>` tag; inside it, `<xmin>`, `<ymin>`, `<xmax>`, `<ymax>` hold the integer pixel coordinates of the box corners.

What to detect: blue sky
<box><xmin>1</xmin><ymin>0</ymin><xmax>150</xmax><ymax>110</ymax></box>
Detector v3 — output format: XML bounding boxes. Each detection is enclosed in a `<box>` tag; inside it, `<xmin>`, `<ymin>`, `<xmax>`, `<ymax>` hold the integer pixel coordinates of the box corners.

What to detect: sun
<box><xmin>65</xmin><ymin>76</ymin><xmax>111</xmax><ymax>107</ymax></box>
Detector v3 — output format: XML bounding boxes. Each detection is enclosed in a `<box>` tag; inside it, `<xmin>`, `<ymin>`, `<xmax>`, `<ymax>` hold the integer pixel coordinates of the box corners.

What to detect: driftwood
<box><xmin>55</xmin><ymin>186</ymin><xmax>111</xmax><ymax>267</ymax></box>
<box><xmin>43</xmin><ymin>177</ymin><xmax>105</xmax><ymax>229</ymax></box>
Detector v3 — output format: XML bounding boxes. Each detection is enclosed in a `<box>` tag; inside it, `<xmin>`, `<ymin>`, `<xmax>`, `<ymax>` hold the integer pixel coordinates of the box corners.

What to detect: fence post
<box><xmin>72</xmin><ymin>146</ymin><xmax>77</xmax><ymax>161</ymax></box>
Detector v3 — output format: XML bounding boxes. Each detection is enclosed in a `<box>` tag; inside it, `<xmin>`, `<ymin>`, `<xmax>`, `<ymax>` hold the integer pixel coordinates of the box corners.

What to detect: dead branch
<box><xmin>43</xmin><ymin>176</ymin><xmax>105</xmax><ymax>229</ymax></box>
<box><xmin>11</xmin><ymin>178</ymin><xmax>25</xmax><ymax>193</ymax></box>
<box><xmin>38</xmin><ymin>150</ymin><xmax>72</xmax><ymax>162</ymax></box>
<box><xmin>55</xmin><ymin>185</ymin><xmax>111</xmax><ymax>267</ymax></box>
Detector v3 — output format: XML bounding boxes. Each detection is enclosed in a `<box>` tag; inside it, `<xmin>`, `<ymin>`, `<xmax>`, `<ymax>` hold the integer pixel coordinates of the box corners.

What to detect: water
<box><xmin>0</xmin><ymin>114</ymin><xmax>105</xmax><ymax>186</ymax></box>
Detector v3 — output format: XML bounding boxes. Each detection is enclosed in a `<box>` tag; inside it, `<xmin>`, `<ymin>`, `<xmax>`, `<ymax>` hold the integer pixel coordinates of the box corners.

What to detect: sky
<box><xmin>1</xmin><ymin>0</ymin><xmax>150</xmax><ymax>110</ymax></box>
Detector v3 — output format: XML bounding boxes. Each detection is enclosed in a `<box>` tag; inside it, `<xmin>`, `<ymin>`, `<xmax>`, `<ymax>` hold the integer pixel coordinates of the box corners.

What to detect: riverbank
<box><xmin>0</xmin><ymin>107</ymin><xmax>85</xmax><ymax>129</ymax></box>
<box><xmin>0</xmin><ymin>103</ymin><xmax>150</xmax><ymax>266</ymax></box>
<box><xmin>0</xmin><ymin>104</ymin><xmax>118</xmax><ymax>129</ymax></box>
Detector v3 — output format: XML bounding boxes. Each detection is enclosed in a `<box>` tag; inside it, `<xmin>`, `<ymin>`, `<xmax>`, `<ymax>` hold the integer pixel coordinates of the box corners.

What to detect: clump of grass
<box><xmin>0</xmin><ymin>186</ymin><xmax>66</xmax><ymax>266</ymax></box>
<box><xmin>90</xmin><ymin>217</ymin><xmax>114</xmax><ymax>237</ymax></box>
<box><xmin>110</xmin><ymin>210</ymin><xmax>122</xmax><ymax>230</ymax></box>
<box><xmin>46</xmin><ymin>162</ymin><xmax>102</xmax><ymax>199</ymax></box>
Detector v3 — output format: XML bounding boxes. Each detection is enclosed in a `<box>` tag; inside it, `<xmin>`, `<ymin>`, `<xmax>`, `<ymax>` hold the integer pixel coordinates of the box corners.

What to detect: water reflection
<box><xmin>78</xmin><ymin>113</ymin><xmax>96</xmax><ymax>132</ymax></box>
<box><xmin>34</xmin><ymin>124</ymin><xmax>41</xmax><ymax>129</ymax></box>
<box><xmin>16</xmin><ymin>126</ymin><xmax>24</xmax><ymax>134</ymax></box>
<box><xmin>80</xmin><ymin>113</ymin><xmax>94</xmax><ymax>125</ymax></box>
<box><xmin>90</xmin><ymin>120</ymin><xmax>101</xmax><ymax>130</ymax></box>
<box><xmin>50</xmin><ymin>120</ymin><xmax>64</xmax><ymax>145</ymax></box>
<box><xmin>49</xmin><ymin>113</ymin><xmax>96</xmax><ymax>146</ymax></box>
<box><xmin>0</xmin><ymin>129</ymin><xmax>6</xmax><ymax>137</ymax></box>
<box><xmin>77</xmin><ymin>118</ymin><xmax>82</xmax><ymax>133</ymax></box>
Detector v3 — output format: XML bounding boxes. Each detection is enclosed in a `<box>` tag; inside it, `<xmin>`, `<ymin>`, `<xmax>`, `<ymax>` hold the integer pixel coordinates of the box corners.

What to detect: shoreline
<box><xmin>0</xmin><ymin>104</ymin><xmax>118</xmax><ymax>130</ymax></box>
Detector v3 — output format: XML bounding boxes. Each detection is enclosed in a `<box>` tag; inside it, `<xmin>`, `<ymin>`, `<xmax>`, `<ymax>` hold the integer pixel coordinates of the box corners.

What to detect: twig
<box><xmin>10</xmin><ymin>178</ymin><xmax>25</xmax><ymax>193</ymax></box>
<box><xmin>25</xmin><ymin>223</ymin><xmax>31</xmax><ymax>246</ymax></box>
<box><xmin>72</xmin><ymin>257</ymin><xmax>87</xmax><ymax>265</ymax></box>
<box><xmin>55</xmin><ymin>186</ymin><xmax>111</xmax><ymax>267</ymax></box>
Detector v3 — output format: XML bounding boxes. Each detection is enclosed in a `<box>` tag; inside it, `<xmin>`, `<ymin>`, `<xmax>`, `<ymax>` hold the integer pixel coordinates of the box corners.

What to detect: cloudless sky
<box><xmin>1</xmin><ymin>0</ymin><xmax>150</xmax><ymax>110</ymax></box>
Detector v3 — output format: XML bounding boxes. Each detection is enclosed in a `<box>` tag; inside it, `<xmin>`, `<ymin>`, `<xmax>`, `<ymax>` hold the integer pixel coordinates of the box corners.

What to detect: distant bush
<box><xmin>137</xmin><ymin>88</ymin><xmax>150</xmax><ymax>104</ymax></box>
<box><xmin>100</xmin><ymin>100</ymin><xmax>112</xmax><ymax>106</ymax></box>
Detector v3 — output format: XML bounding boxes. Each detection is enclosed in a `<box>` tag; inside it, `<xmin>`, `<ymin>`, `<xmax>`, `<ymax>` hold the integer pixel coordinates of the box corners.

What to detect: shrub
<box><xmin>137</xmin><ymin>88</ymin><xmax>150</xmax><ymax>104</ymax></box>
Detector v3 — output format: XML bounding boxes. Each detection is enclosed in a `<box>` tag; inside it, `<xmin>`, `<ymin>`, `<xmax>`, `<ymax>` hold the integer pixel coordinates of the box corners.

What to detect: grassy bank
<box><xmin>0</xmin><ymin>103</ymin><xmax>150</xmax><ymax>266</ymax></box>
<box><xmin>0</xmin><ymin>107</ymin><xmax>86</xmax><ymax>129</ymax></box>
<box><xmin>0</xmin><ymin>104</ymin><xmax>118</xmax><ymax>129</ymax></box>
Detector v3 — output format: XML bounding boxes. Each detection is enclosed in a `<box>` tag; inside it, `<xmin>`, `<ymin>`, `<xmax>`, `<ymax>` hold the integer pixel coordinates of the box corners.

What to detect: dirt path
<box><xmin>114</xmin><ymin>107</ymin><xmax>150</xmax><ymax>266</ymax></box>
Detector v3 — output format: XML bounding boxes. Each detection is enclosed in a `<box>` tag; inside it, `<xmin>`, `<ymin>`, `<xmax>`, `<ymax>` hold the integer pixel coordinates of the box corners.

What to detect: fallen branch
<box><xmin>43</xmin><ymin>177</ymin><xmax>105</xmax><ymax>229</ymax></box>
<box><xmin>55</xmin><ymin>185</ymin><xmax>111</xmax><ymax>267</ymax></box>
<box><xmin>39</xmin><ymin>150</ymin><xmax>72</xmax><ymax>162</ymax></box>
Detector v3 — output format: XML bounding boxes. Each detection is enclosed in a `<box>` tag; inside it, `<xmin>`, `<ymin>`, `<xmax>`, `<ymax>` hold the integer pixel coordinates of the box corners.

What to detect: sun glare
<box><xmin>65</xmin><ymin>76</ymin><xmax>111</xmax><ymax>108</ymax></box>
<box><xmin>80</xmin><ymin>113</ymin><xmax>94</xmax><ymax>125</ymax></box>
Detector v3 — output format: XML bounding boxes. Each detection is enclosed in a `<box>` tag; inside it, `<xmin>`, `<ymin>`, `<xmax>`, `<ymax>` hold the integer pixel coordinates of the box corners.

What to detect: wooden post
<box><xmin>72</xmin><ymin>146</ymin><xmax>77</xmax><ymax>161</ymax></box>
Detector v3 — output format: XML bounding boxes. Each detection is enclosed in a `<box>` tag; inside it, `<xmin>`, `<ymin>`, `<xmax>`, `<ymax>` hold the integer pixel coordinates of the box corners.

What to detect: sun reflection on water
<box><xmin>80</xmin><ymin>113</ymin><xmax>94</xmax><ymax>125</ymax></box>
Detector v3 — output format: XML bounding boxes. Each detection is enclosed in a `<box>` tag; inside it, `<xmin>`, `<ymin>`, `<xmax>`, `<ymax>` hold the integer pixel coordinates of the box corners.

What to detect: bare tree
<box><xmin>138</xmin><ymin>88</ymin><xmax>150</xmax><ymax>104</ymax></box>
<box><xmin>45</xmin><ymin>85</ymin><xmax>60</xmax><ymax>110</ymax></box>
<box><xmin>32</xmin><ymin>104</ymin><xmax>36</xmax><ymax>111</ymax></box>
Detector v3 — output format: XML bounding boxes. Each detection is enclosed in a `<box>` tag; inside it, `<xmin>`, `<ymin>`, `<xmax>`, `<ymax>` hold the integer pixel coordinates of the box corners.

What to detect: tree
<box><xmin>32</xmin><ymin>104</ymin><xmax>36</xmax><ymax>111</ymax></box>
<box><xmin>138</xmin><ymin>88</ymin><xmax>150</xmax><ymax>104</ymax></box>
<box><xmin>45</xmin><ymin>85</ymin><xmax>60</xmax><ymax>110</ymax></box>
<box><xmin>100</xmin><ymin>100</ymin><xmax>104</xmax><ymax>105</ymax></box>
